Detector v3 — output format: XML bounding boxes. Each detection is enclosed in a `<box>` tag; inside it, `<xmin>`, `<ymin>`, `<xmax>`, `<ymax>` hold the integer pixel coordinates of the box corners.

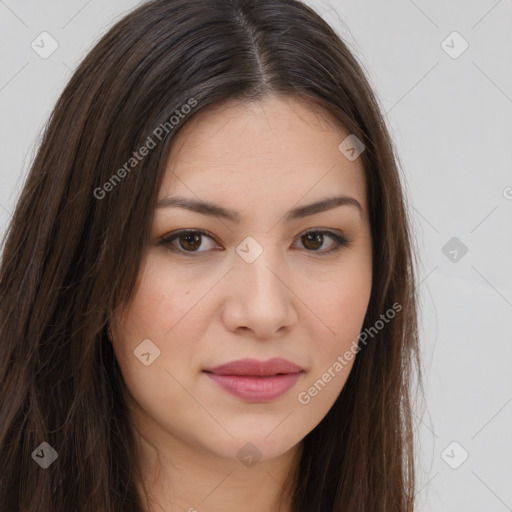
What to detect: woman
<box><xmin>0</xmin><ymin>0</ymin><xmax>422</xmax><ymax>510</ymax></box>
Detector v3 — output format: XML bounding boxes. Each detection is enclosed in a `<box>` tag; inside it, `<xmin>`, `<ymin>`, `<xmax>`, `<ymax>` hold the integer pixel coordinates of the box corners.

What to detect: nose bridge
<box><xmin>226</xmin><ymin>234</ymin><xmax>296</xmax><ymax>334</ymax></box>
<box><xmin>236</xmin><ymin>235</ymin><xmax>287</xmax><ymax>298</ymax></box>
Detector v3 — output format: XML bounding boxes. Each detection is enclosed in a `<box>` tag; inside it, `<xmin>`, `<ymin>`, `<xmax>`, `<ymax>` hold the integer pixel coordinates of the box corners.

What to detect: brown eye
<box><xmin>295</xmin><ymin>230</ymin><xmax>349</xmax><ymax>254</ymax></box>
<box><xmin>178</xmin><ymin>232</ymin><xmax>202</xmax><ymax>251</ymax></box>
<box><xmin>301</xmin><ymin>232</ymin><xmax>324</xmax><ymax>251</ymax></box>
<box><xmin>160</xmin><ymin>230</ymin><xmax>219</xmax><ymax>255</ymax></box>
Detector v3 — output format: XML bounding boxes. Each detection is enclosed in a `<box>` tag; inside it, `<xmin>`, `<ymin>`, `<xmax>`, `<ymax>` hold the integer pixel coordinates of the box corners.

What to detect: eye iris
<box><xmin>303</xmin><ymin>233</ymin><xmax>323</xmax><ymax>250</ymax></box>
<box><xmin>180</xmin><ymin>233</ymin><xmax>202</xmax><ymax>251</ymax></box>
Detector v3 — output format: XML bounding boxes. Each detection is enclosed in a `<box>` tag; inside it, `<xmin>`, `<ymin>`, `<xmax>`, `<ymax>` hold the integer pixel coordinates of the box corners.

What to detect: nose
<box><xmin>221</xmin><ymin>244</ymin><xmax>298</xmax><ymax>339</ymax></box>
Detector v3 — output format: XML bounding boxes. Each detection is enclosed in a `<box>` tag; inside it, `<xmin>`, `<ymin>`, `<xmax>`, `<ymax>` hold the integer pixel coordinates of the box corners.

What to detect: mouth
<box><xmin>202</xmin><ymin>358</ymin><xmax>304</xmax><ymax>402</ymax></box>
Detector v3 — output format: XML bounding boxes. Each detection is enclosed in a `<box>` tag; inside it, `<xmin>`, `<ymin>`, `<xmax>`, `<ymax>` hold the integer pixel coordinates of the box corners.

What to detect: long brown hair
<box><xmin>0</xmin><ymin>0</ymin><xmax>422</xmax><ymax>510</ymax></box>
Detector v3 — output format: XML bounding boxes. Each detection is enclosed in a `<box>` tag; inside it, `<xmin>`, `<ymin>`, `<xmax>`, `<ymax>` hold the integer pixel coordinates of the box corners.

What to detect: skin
<box><xmin>110</xmin><ymin>94</ymin><xmax>373</xmax><ymax>512</ymax></box>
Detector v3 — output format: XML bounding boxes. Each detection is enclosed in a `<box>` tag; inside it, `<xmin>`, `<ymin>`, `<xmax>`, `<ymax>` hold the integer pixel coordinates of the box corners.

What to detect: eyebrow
<box><xmin>156</xmin><ymin>194</ymin><xmax>363</xmax><ymax>222</ymax></box>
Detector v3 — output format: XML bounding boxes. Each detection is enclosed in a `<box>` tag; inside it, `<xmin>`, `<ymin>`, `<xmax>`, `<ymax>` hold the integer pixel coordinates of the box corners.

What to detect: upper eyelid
<box><xmin>160</xmin><ymin>229</ymin><xmax>219</xmax><ymax>246</ymax></box>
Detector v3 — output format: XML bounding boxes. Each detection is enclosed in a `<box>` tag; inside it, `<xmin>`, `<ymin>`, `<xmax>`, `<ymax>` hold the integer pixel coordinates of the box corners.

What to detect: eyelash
<box><xmin>159</xmin><ymin>229</ymin><xmax>349</xmax><ymax>257</ymax></box>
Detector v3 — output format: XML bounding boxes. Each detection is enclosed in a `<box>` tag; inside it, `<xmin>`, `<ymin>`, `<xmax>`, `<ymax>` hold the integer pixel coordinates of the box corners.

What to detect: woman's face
<box><xmin>111</xmin><ymin>95</ymin><xmax>373</xmax><ymax>465</ymax></box>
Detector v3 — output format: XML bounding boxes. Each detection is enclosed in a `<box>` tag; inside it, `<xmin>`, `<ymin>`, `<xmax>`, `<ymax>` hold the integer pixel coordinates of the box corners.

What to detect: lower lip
<box><xmin>204</xmin><ymin>372</ymin><xmax>302</xmax><ymax>402</ymax></box>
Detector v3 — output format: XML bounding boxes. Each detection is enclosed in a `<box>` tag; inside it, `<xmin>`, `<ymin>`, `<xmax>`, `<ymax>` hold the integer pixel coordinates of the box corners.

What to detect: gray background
<box><xmin>1</xmin><ymin>1</ymin><xmax>511</xmax><ymax>510</ymax></box>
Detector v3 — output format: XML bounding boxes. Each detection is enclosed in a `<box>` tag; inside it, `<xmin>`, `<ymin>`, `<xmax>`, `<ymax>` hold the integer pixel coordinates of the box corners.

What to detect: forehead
<box><xmin>159</xmin><ymin>95</ymin><xmax>367</xmax><ymax>217</ymax></box>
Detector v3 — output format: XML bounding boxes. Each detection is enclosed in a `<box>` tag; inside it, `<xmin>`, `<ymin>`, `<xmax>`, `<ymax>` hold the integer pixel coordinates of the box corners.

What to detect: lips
<box><xmin>203</xmin><ymin>358</ymin><xmax>303</xmax><ymax>376</ymax></box>
<box><xmin>202</xmin><ymin>358</ymin><xmax>304</xmax><ymax>402</ymax></box>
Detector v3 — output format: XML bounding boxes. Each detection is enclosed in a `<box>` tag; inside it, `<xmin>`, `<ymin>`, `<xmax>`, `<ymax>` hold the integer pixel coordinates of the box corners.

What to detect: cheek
<box><xmin>111</xmin><ymin>270</ymin><xmax>206</xmax><ymax>432</ymax></box>
<box><xmin>304</xmin><ymin>263</ymin><xmax>372</xmax><ymax>337</ymax></box>
<box><xmin>301</xmin><ymin>261</ymin><xmax>371</xmax><ymax>392</ymax></box>
<box><xmin>112</xmin><ymin>254</ymin><xmax>221</xmax><ymax>399</ymax></box>
<box><xmin>294</xmin><ymin>283</ymin><xmax>369</xmax><ymax>425</ymax></box>
<box><xmin>120</xmin><ymin>256</ymin><xmax>204</xmax><ymax>339</ymax></box>
<box><xmin>323</xmin><ymin>282</ymin><xmax>369</xmax><ymax>327</ymax></box>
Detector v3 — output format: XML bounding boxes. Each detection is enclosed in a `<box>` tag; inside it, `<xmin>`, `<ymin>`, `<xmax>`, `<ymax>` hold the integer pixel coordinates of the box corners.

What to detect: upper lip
<box><xmin>203</xmin><ymin>358</ymin><xmax>304</xmax><ymax>376</ymax></box>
